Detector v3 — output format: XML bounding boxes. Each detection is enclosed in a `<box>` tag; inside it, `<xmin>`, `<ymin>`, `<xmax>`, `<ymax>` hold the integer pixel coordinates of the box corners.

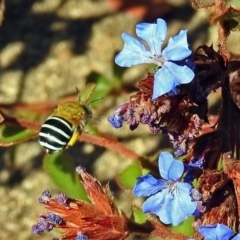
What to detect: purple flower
<box><xmin>168</xmin><ymin>133</ymin><xmax>187</xmax><ymax>157</ymax></box>
<box><xmin>75</xmin><ymin>231</ymin><xmax>88</xmax><ymax>240</ymax></box>
<box><xmin>133</xmin><ymin>151</ymin><xmax>197</xmax><ymax>226</ymax></box>
<box><xmin>115</xmin><ymin>18</ymin><xmax>195</xmax><ymax>99</ymax></box>
<box><xmin>191</xmin><ymin>188</ymin><xmax>202</xmax><ymax>201</ymax></box>
<box><xmin>55</xmin><ymin>193</ymin><xmax>68</xmax><ymax>206</ymax></box>
<box><xmin>76</xmin><ymin>165</ymin><xmax>86</xmax><ymax>173</ymax></box>
<box><xmin>108</xmin><ymin>114</ymin><xmax>123</xmax><ymax>128</ymax></box>
<box><xmin>38</xmin><ymin>189</ymin><xmax>51</xmax><ymax>203</ymax></box>
<box><xmin>46</xmin><ymin>213</ymin><xmax>63</xmax><ymax>224</ymax></box>
<box><xmin>108</xmin><ymin>103</ymin><xmax>128</xmax><ymax>128</ymax></box>
<box><xmin>184</xmin><ymin>156</ymin><xmax>204</xmax><ymax>183</ymax></box>
<box><xmin>32</xmin><ymin>217</ymin><xmax>53</xmax><ymax>235</ymax></box>
<box><xmin>198</xmin><ymin>224</ymin><xmax>240</xmax><ymax>240</ymax></box>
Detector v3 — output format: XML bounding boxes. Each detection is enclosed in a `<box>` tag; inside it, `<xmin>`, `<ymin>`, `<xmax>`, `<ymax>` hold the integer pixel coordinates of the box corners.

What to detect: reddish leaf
<box><xmin>210</xmin><ymin>6</ymin><xmax>240</xmax><ymax>24</ymax></box>
<box><xmin>191</xmin><ymin>0</ymin><xmax>215</xmax><ymax>9</ymax></box>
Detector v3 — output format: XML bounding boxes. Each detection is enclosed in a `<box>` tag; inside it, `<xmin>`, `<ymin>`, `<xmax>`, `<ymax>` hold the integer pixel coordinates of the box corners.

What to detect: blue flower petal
<box><xmin>108</xmin><ymin>115</ymin><xmax>123</xmax><ymax>128</ymax></box>
<box><xmin>163</xmin><ymin>30</ymin><xmax>191</xmax><ymax>61</ymax></box>
<box><xmin>152</xmin><ymin>61</ymin><xmax>194</xmax><ymax>99</ymax></box>
<box><xmin>158</xmin><ymin>152</ymin><xmax>184</xmax><ymax>180</ymax></box>
<box><xmin>233</xmin><ymin>234</ymin><xmax>240</xmax><ymax>240</ymax></box>
<box><xmin>136</xmin><ymin>18</ymin><xmax>167</xmax><ymax>55</ymax></box>
<box><xmin>142</xmin><ymin>181</ymin><xmax>197</xmax><ymax>226</ymax></box>
<box><xmin>166</xmin><ymin>61</ymin><xmax>195</xmax><ymax>85</ymax></box>
<box><xmin>133</xmin><ymin>174</ymin><xmax>166</xmax><ymax>197</ymax></box>
<box><xmin>155</xmin><ymin>182</ymin><xmax>197</xmax><ymax>226</ymax></box>
<box><xmin>163</xmin><ymin>47</ymin><xmax>192</xmax><ymax>61</ymax></box>
<box><xmin>155</xmin><ymin>190</ymin><xmax>175</xmax><ymax>224</ymax></box>
<box><xmin>170</xmin><ymin>30</ymin><xmax>189</xmax><ymax>48</ymax></box>
<box><xmin>152</xmin><ymin>65</ymin><xmax>176</xmax><ymax>99</ymax></box>
<box><xmin>142</xmin><ymin>190</ymin><xmax>165</xmax><ymax>213</ymax></box>
<box><xmin>199</xmin><ymin>224</ymin><xmax>234</xmax><ymax>240</ymax></box>
<box><xmin>185</xmin><ymin>59</ymin><xmax>196</xmax><ymax>71</ymax></box>
<box><xmin>153</xmin><ymin>62</ymin><xmax>195</xmax><ymax>100</ymax></box>
<box><xmin>115</xmin><ymin>33</ymin><xmax>153</xmax><ymax>67</ymax></box>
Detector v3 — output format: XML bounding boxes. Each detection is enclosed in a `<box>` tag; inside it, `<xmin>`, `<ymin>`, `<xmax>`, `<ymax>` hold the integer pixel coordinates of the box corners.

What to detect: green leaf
<box><xmin>79</xmin><ymin>83</ymin><xmax>97</xmax><ymax>105</ymax></box>
<box><xmin>227</xmin><ymin>19</ymin><xmax>240</xmax><ymax>31</ymax></box>
<box><xmin>117</xmin><ymin>161</ymin><xmax>142</xmax><ymax>189</ymax></box>
<box><xmin>87</xmin><ymin>72</ymin><xmax>113</xmax><ymax>107</ymax></box>
<box><xmin>209</xmin><ymin>6</ymin><xmax>240</xmax><ymax>25</ymax></box>
<box><xmin>0</xmin><ymin>125</ymin><xmax>37</xmax><ymax>143</ymax></box>
<box><xmin>192</xmin><ymin>178</ymin><xmax>198</xmax><ymax>188</ymax></box>
<box><xmin>43</xmin><ymin>152</ymin><xmax>90</xmax><ymax>202</ymax></box>
<box><xmin>131</xmin><ymin>205</ymin><xmax>147</xmax><ymax>224</ymax></box>
<box><xmin>171</xmin><ymin>216</ymin><xmax>195</xmax><ymax>236</ymax></box>
<box><xmin>112</xmin><ymin>61</ymin><xmax>126</xmax><ymax>83</ymax></box>
<box><xmin>224</xmin><ymin>6</ymin><xmax>240</xmax><ymax>19</ymax></box>
<box><xmin>85</xmin><ymin>121</ymin><xmax>100</xmax><ymax>136</ymax></box>
<box><xmin>232</xmin><ymin>0</ymin><xmax>240</xmax><ymax>8</ymax></box>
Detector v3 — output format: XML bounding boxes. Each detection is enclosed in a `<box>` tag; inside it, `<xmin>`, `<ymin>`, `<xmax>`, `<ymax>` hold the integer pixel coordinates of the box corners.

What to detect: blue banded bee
<box><xmin>39</xmin><ymin>84</ymin><xmax>97</xmax><ymax>154</ymax></box>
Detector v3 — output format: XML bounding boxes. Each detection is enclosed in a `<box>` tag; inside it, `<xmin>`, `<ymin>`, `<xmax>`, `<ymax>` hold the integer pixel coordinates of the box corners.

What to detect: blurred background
<box><xmin>0</xmin><ymin>0</ymin><xmax>238</xmax><ymax>239</ymax></box>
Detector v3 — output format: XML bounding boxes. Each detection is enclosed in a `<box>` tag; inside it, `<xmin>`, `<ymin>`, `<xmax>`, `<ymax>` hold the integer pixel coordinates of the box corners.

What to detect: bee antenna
<box><xmin>87</xmin><ymin>97</ymin><xmax>103</xmax><ymax>106</ymax></box>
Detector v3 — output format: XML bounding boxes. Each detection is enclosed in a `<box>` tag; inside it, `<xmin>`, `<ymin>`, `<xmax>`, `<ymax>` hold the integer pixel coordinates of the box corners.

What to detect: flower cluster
<box><xmin>33</xmin><ymin>13</ymin><xmax>240</xmax><ymax>240</ymax></box>
<box><xmin>32</xmin><ymin>167</ymin><xmax>129</xmax><ymax>240</ymax></box>
<box><xmin>108</xmin><ymin>16</ymin><xmax>240</xmax><ymax>240</ymax></box>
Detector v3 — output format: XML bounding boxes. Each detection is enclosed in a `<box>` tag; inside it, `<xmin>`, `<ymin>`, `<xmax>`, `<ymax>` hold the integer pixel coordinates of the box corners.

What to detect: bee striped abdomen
<box><xmin>38</xmin><ymin>85</ymin><xmax>97</xmax><ymax>154</ymax></box>
<box><xmin>39</xmin><ymin>116</ymin><xmax>76</xmax><ymax>154</ymax></box>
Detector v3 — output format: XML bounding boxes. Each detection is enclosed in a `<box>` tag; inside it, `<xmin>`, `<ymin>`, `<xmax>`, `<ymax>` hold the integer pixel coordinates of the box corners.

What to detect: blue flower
<box><xmin>75</xmin><ymin>231</ymin><xmax>88</xmax><ymax>240</ymax></box>
<box><xmin>108</xmin><ymin>103</ymin><xmax>128</xmax><ymax>128</ymax></box>
<box><xmin>184</xmin><ymin>156</ymin><xmax>204</xmax><ymax>183</ymax></box>
<box><xmin>108</xmin><ymin>114</ymin><xmax>123</xmax><ymax>128</ymax></box>
<box><xmin>198</xmin><ymin>224</ymin><xmax>240</xmax><ymax>240</ymax></box>
<box><xmin>115</xmin><ymin>18</ymin><xmax>195</xmax><ymax>99</ymax></box>
<box><xmin>133</xmin><ymin>151</ymin><xmax>197</xmax><ymax>226</ymax></box>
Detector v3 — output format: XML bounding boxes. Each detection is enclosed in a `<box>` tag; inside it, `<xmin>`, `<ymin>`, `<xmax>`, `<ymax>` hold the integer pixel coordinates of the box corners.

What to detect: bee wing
<box><xmin>79</xmin><ymin>83</ymin><xmax>97</xmax><ymax>105</ymax></box>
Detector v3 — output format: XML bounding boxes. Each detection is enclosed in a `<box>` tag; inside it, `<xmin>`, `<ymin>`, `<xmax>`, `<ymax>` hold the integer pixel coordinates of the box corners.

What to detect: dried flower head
<box><xmin>108</xmin><ymin>72</ymin><xmax>205</xmax><ymax>156</ymax></box>
<box><xmin>32</xmin><ymin>166</ymin><xmax>129</xmax><ymax>240</ymax></box>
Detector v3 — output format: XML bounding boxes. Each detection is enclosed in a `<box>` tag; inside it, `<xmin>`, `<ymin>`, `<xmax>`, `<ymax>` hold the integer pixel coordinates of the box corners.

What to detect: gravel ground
<box><xmin>0</xmin><ymin>0</ymin><xmax>233</xmax><ymax>239</ymax></box>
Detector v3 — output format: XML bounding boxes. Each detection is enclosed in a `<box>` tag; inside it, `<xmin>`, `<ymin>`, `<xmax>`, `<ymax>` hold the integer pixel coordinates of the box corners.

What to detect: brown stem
<box><xmin>80</xmin><ymin>133</ymin><xmax>158</xmax><ymax>174</ymax></box>
<box><xmin>205</xmin><ymin>75</ymin><xmax>232</xmax><ymax>168</ymax></box>
<box><xmin>1</xmin><ymin>114</ymin><xmax>158</xmax><ymax>173</ymax></box>
<box><xmin>217</xmin><ymin>20</ymin><xmax>230</xmax><ymax>61</ymax></box>
<box><xmin>217</xmin><ymin>75</ymin><xmax>232</xmax><ymax>152</ymax></box>
<box><xmin>0</xmin><ymin>95</ymin><xmax>76</xmax><ymax>114</ymax></box>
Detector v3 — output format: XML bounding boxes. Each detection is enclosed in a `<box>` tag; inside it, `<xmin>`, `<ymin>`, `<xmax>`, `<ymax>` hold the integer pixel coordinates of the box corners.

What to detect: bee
<box><xmin>39</xmin><ymin>84</ymin><xmax>98</xmax><ymax>154</ymax></box>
